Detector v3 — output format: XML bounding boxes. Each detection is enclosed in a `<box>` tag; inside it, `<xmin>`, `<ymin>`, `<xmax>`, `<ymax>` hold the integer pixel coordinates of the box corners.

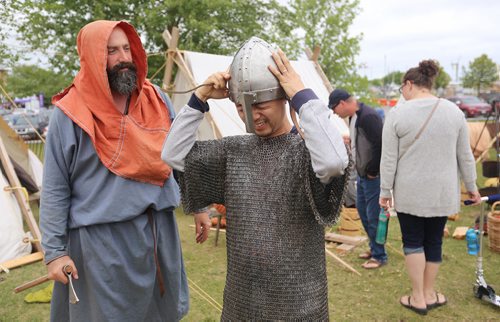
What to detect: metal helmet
<box><xmin>228</xmin><ymin>37</ymin><xmax>286</xmax><ymax>133</ymax></box>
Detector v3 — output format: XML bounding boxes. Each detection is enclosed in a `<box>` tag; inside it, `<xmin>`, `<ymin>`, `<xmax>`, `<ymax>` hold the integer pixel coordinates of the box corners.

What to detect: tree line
<box><xmin>0</xmin><ymin>0</ymin><xmax>365</xmax><ymax>103</ymax></box>
<box><xmin>0</xmin><ymin>0</ymin><xmax>498</xmax><ymax>103</ymax></box>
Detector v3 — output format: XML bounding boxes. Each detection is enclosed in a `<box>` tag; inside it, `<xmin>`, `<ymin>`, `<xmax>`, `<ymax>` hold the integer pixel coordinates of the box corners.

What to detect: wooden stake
<box><xmin>324</xmin><ymin>232</ymin><xmax>367</xmax><ymax>245</ymax></box>
<box><xmin>325</xmin><ymin>247</ymin><xmax>361</xmax><ymax>276</ymax></box>
<box><xmin>0</xmin><ymin>137</ymin><xmax>42</xmax><ymax>252</ymax></box>
<box><xmin>14</xmin><ymin>275</ymin><xmax>50</xmax><ymax>293</ymax></box>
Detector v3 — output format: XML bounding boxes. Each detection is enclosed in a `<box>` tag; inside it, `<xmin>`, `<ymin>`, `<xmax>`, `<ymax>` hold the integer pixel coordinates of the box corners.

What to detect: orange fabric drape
<box><xmin>52</xmin><ymin>20</ymin><xmax>172</xmax><ymax>186</ymax></box>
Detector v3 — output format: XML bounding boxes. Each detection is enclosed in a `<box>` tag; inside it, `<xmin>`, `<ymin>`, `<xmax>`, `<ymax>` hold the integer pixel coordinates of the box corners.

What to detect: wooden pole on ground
<box><xmin>0</xmin><ymin>252</ymin><xmax>44</xmax><ymax>272</ymax></box>
<box><xmin>325</xmin><ymin>247</ymin><xmax>361</xmax><ymax>276</ymax></box>
<box><xmin>14</xmin><ymin>275</ymin><xmax>50</xmax><ymax>293</ymax></box>
<box><xmin>0</xmin><ymin>137</ymin><xmax>42</xmax><ymax>252</ymax></box>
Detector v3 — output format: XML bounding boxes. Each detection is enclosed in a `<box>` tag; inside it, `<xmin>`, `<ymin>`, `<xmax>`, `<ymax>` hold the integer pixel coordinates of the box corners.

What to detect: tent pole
<box><xmin>161</xmin><ymin>26</ymin><xmax>222</xmax><ymax>139</ymax></box>
<box><xmin>0</xmin><ymin>137</ymin><xmax>42</xmax><ymax>252</ymax></box>
<box><xmin>305</xmin><ymin>46</ymin><xmax>333</xmax><ymax>93</ymax></box>
<box><xmin>174</xmin><ymin>50</ymin><xmax>223</xmax><ymax>139</ymax></box>
<box><xmin>162</xmin><ymin>27</ymin><xmax>180</xmax><ymax>91</ymax></box>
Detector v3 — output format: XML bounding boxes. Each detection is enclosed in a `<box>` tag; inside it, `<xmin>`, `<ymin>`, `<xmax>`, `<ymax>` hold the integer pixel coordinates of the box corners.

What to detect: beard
<box><xmin>107</xmin><ymin>62</ymin><xmax>138</xmax><ymax>95</ymax></box>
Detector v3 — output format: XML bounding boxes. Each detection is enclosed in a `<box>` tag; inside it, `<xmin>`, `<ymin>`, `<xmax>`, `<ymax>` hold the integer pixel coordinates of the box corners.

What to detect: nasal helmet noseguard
<box><xmin>228</xmin><ymin>37</ymin><xmax>286</xmax><ymax>133</ymax></box>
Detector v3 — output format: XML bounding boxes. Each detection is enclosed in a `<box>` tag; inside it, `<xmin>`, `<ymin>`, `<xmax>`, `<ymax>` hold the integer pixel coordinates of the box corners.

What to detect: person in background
<box><xmin>330</xmin><ymin>89</ymin><xmax>387</xmax><ymax>269</ymax></box>
<box><xmin>379</xmin><ymin>59</ymin><xmax>481</xmax><ymax>315</ymax></box>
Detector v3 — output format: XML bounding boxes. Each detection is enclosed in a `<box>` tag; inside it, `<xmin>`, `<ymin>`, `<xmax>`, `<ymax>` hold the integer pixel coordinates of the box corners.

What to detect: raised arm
<box><xmin>161</xmin><ymin>72</ymin><xmax>230</xmax><ymax>171</ymax></box>
<box><xmin>268</xmin><ymin>50</ymin><xmax>349</xmax><ymax>184</ymax></box>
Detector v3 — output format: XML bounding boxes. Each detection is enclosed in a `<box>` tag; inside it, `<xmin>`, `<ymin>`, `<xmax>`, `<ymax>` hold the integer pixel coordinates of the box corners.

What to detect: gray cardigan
<box><xmin>380</xmin><ymin>97</ymin><xmax>477</xmax><ymax>217</ymax></box>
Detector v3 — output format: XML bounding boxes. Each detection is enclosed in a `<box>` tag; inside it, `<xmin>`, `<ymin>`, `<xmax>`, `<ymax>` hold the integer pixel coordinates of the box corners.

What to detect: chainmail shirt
<box><xmin>180</xmin><ymin>133</ymin><xmax>348</xmax><ymax>320</ymax></box>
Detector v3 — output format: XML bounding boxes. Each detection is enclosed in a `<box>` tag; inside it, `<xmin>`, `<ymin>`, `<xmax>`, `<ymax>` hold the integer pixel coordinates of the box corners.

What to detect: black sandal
<box><xmin>400</xmin><ymin>295</ymin><xmax>428</xmax><ymax>315</ymax></box>
<box><xmin>427</xmin><ymin>292</ymin><xmax>447</xmax><ymax>310</ymax></box>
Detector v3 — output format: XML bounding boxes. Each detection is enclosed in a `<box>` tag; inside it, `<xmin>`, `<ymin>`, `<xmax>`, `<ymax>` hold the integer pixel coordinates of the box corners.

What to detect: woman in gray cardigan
<box><xmin>379</xmin><ymin>60</ymin><xmax>481</xmax><ymax>315</ymax></box>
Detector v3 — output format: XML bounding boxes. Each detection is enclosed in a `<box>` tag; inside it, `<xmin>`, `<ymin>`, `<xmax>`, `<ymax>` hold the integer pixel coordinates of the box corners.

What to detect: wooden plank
<box><xmin>325</xmin><ymin>232</ymin><xmax>367</xmax><ymax>245</ymax></box>
<box><xmin>0</xmin><ymin>137</ymin><xmax>42</xmax><ymax>251</ymax></box>
<box><xmin>336</xmin><ymin>243</ymin><xmax>356</xmax><ymax>254</ymax></box>
<box><xmin>453</xmin><ymin>226</ymin><xmax>469</xmax><ymax>240</ymax></box>
<box><xmin>0</xmin><ymin>252</ymin><xmax>43</xmax><ymax>271</ymax></box>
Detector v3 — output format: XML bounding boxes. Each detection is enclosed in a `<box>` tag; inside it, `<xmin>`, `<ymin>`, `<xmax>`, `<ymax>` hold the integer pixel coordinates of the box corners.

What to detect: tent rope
<box><xmin>0</xmin><ymin>83</ymin><xmax>46</xmax><ymax>143</ymax></box>
<box><xmin>160</xmin><ymin>83</ymin><xmax>211</xmax><ymax>95</ymax></box>
<box><xmin>4</xmin><ymin>186</ymin><xmax>29</xmax><ymax>201</ymax></box>
<box><xmin>188</xmin><ymin>277</ymin><xmax>223</xmax><ymax>312</ymax></box>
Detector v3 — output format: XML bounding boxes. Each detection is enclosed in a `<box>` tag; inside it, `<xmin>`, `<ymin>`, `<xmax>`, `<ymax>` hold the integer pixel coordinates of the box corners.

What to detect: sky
<box><xmin>4</xmin><ymin>0</ymin><xmax>499</xmax><ymax>83</ymax></box>
<box><xmin>350</xmin><ymin>0</ymin><xmax>500</xmax><ymax>81</ymax></box>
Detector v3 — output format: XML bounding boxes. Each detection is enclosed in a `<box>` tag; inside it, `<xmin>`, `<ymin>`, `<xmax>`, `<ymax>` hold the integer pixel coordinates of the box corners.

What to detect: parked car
<box><xmin>3</xmin><ymin>113</ymin><xmax>43</xmax><ymax>140</ymax></box>
<box><xmin>446</xmin><ymin>96</ymin><xmax>492</xmax><ymax>118</ymax></box>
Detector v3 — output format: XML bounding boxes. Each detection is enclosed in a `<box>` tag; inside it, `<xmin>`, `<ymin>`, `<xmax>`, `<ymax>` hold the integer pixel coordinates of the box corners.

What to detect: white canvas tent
<box><xmin>0</xmin><ymin>172</ymin><xmax>32</xmax><ymax>263</ymax></box>
<box><xmin>0</xmin><ymin>117</ymin><xmax>43</xmax><ymax>263</ymax></box>
<box><xmin>170</xmin><ymin>50</ymin><xmax>348</xmax><ymax>140</ymax></box>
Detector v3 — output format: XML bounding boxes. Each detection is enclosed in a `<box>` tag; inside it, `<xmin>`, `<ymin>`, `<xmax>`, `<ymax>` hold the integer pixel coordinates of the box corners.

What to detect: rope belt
<box><xmin>147</xmin><ymin>208</ymin><xmax>166</xmax><ymax>297</ymax></box>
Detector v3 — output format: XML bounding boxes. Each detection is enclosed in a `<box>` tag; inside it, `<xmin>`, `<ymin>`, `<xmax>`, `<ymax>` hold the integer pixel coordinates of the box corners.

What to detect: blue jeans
<box><xmin>357</xmin><ymin>176</ymin><xmax>387</xmax><ymax>263</ymax></box>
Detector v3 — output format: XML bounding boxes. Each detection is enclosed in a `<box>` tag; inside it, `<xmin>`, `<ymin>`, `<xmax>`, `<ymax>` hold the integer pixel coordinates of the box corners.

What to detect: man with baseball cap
<box><xmin>329</xmin><ymin>88</ymin><xmax>387</xmax><ymax>269</ymax></box>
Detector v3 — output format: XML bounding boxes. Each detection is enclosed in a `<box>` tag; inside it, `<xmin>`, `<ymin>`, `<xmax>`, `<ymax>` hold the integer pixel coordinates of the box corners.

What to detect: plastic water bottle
<box><xmin>375</xmin><ymin>208</ymin><xmax>390</xmax><ymax>245</ymax></box>
<box><xmin>466</xmin><ymin>228</ymin><xmax>478</xmax><ymax>256</ymax></box>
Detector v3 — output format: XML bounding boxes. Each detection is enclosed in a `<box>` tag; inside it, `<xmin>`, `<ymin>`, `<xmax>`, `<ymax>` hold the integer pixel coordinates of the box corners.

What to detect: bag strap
<box><xmin>399</xmin><ymin>98</ymin><xmax>440</xmax><ymax>161</ymax></box>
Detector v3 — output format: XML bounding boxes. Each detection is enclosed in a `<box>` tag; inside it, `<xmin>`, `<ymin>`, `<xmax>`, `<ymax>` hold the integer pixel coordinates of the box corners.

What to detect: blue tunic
<box><xmin>40</xmin><ymin>108</ymin><xmax>188</xmax><ymax>321</ymax></box>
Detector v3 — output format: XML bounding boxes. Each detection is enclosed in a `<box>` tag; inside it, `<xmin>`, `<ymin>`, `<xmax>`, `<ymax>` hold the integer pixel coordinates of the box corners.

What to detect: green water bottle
<box><xmin>375</xmin><ymin>208</ymin><xmax>390</xmax><ymax>245</ymax></box>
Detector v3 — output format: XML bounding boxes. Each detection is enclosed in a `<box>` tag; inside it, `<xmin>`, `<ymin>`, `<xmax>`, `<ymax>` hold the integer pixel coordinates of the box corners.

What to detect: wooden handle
<box><xmin>14</xmin><ymin>275</ymin><xmax>50</xmax><ymax>293</ymax></box>
<box><xmin>63</xmin><ymin>265</ymin><xmax>73</xmax><ymax>275</ymax></box>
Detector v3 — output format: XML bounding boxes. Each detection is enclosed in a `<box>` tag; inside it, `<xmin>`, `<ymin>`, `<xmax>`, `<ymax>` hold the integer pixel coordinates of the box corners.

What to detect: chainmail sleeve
<box><xmin>303</xmin><ymin>145</ymin><xmax>352</xmax><ymax>226</ymax></box>
<box><xmin>179</xmin><ymin>140</ymin><xmax>226</xmax><ymax>213</ymax></box>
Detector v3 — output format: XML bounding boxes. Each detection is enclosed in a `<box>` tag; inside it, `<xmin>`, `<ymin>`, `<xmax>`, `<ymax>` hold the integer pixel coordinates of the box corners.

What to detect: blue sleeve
<box><xmin>290</xmin><ymin>89</ymin><xmax>319</xmax><ymax>112</ymax></box>
<box><xmin>39</xmin><ymin>109</ymin><xmax>74</xmax><ymax>263</ymax></box>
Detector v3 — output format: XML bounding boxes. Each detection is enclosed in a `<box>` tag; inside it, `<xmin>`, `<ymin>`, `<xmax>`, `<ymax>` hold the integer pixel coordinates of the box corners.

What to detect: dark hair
<box><xmin>402</xmin><ymin>59</ymin><xmax>439</xmax><ymax>90</ymax></box>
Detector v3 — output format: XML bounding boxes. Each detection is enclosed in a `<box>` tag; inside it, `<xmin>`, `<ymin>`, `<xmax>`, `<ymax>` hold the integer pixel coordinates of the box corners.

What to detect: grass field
<box><xmin>1</xmin><ymin>203</ymin><xmax>499</xmax><ymax>321</ymax></box>
<box><xmin>1</xmin><ymin>144</ymin><xmax>498</xmax><ymax>320</ymax></box>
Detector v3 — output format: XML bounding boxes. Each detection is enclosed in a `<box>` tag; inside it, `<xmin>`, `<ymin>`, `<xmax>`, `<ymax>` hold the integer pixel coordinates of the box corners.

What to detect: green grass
<box><xmin>1</xmin><ymin>205</ymin><xmax>499</xmax><ymax>321</ymax></box>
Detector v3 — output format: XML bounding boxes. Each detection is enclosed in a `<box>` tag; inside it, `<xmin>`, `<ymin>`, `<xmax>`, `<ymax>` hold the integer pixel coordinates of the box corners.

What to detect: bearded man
<box><xmin>40</xmin><ymin>20</ymin><xmax>188</xmax><ymax>321</ymax></box>
<box><xmin>162</xmin><ymin>37</ymin><xmax>350</xmax><ymax>320</ymax></box>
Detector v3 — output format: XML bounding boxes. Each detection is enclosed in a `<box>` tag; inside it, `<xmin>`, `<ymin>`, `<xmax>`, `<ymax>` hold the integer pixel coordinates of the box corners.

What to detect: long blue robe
<box><xmin>40</xmin><ymin>108</ymin><xmax>188</xmax><ymax>321</ymax></box>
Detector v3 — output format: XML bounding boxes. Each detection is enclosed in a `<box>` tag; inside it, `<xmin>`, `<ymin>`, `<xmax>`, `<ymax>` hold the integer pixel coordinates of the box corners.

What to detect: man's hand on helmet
<box><xmin>268</xmin><ymin>49</ymin><xmax>305</xmax><ymax>99</ymax></box>
<box><xmin>195</xmin><ymin>72</ymin><xmax>231</xmax><ymax>102</ymax></box>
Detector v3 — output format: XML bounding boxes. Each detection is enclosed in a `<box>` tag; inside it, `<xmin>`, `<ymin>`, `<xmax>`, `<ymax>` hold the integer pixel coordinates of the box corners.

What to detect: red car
<box><xmin>447</xmin><ymin>96</ymin><xmax>492</xmax><ymax>118</ymax></box>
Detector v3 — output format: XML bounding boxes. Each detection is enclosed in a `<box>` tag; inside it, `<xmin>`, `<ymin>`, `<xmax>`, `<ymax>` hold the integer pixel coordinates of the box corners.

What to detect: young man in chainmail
<box><xmin>162</xmin><ymin>37</ymin><xmax>349</xmax><ymax>320</ymax></box>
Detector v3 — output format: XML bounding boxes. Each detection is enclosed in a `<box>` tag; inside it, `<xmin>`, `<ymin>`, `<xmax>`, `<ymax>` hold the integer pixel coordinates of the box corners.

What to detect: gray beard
<box><xmin>107</xmin><ymin>64</ymin><xmax>138</xmax><ymax>95</ymax></box>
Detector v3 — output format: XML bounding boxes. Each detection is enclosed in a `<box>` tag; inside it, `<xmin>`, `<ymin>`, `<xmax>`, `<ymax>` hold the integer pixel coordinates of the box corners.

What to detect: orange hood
<box><xmin>53</xmin><ymin>20</ymin><xmax>172</xmax><ymax>186</ymax></box>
